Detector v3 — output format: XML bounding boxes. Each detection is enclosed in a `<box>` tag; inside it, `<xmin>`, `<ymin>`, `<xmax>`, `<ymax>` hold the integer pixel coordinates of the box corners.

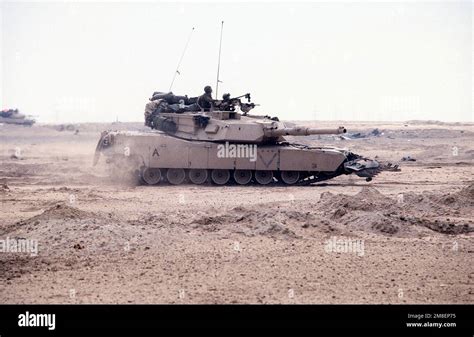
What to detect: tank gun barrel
<box><xmin>264</xmin><ymin>126</ymin><xmax>347</xmax><ymax>137</ymax></box>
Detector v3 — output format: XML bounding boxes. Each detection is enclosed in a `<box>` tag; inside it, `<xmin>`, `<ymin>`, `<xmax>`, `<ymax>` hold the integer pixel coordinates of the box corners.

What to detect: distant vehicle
<box><xmin>0</xmin><ymin>108</ymin><xmax>35</xmax><ymax>126</ymax></box>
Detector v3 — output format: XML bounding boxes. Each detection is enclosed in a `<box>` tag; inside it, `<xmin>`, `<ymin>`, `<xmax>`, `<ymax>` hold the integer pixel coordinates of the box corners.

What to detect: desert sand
<box><xmin>0</xmin><ymin>121</ymin><xmax>473</xmax><ymax>304</ymax></box>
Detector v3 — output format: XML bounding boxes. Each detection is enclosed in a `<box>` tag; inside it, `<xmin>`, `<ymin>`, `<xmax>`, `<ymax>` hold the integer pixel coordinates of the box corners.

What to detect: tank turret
<box><xmin>148</xmin><ymin>109</ymin><xmax>346</xmax><ymax>144</ymax></box>
<box><xmin>144</xmin><ymin>91</ymin><xmax>349</xmax><ymax>144</ymax></box>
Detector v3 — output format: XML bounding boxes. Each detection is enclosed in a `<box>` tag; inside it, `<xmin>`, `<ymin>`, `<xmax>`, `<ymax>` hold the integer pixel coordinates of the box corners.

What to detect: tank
<box><xmin>0</xmin><ymin>109</ymin><xmax>35</xmax><ymax>126</ymax></box>
<box><xmin>93</xmin><ymin>94</ymin><xmax>399</xmax><ymax>186</ymax></box>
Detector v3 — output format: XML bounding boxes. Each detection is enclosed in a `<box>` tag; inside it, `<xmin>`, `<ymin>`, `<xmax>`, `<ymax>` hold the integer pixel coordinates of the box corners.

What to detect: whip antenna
<box><xmin>215</xmin><ymin>21</ymin><xmax>224</xmax><ymax>99</ymax></box>
<box><xmin>169</xmin><ymin>27</ymin><xmax>195</xmax><ymax>92</ymax></box>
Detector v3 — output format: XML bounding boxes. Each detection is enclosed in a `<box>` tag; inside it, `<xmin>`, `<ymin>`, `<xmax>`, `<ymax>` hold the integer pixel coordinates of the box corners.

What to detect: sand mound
<box><xmin>316</xmin><ymin>186</ymin><xmax>473</xmax><ymax>237</ymax></box>
<box><xmin>320</xmin><ymin>186</ymin><xmax>394</xmax><ymax>212</ymax></box>
<box><xmin>7</xmin><ymin>204</ymin><xmax>90</xmax><ymax>231</ymax></box>
<box><xmin>183</xmin><ymin>186</ymin><xmax>473</xmax><ymax>238</ymax></box>
<box><xmin>28</xmin><ymin>203</ymin><xmax>93</xmax><ymax>222</ymax></box>
<box><xmin>436</xmin><ymin>183</ymin><xmax>474</xmax><ymax>208</ymax></box>
<box><xmin>325</xmin><ymin>207</ymin><xmax>408</xmax><ymax>236</ymax></box>
<box><xmin>1</xmin><ymin>204</ymin><xmax>96</xmax><ymax>236</ymax></box>
<box><xmin>188</xmin><ymin>207</ymin><xmax>302</xmax><ymax>239</ymax></box>
<box><xmin>457</xmin><ymin>183</ymin><xmax>474</xmax><ymax>201</ymax></box>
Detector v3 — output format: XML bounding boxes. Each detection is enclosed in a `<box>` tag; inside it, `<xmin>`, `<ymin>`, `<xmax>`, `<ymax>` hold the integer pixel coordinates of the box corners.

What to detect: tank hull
<box><xmin>95</xmin><ymin>130</ymin><xmax>389</xmax><ymax>185</ymax></box>
<box><xmin>0</xmin><ymin>117</ymin><xmax>35</xmax><ymax>126</ymax></box>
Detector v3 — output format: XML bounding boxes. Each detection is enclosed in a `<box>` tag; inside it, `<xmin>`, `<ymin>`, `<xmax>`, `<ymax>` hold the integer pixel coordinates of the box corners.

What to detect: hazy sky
<box><xmin>1</xmin><ymin>0</ymin><xmax>472</xmax><ymax>123</ymax></box>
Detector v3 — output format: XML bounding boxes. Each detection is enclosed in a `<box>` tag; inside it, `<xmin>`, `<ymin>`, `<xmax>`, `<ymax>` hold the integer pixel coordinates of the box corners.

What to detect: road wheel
<box><xmin>233</xmin><ymin>170</ymin><xmax>252</xmax><ymax>185</ymax></box>
<box><xmin>254</xmin><ymin>170</ymin><xmax>273</xmax><ymax>185</ymax></box>
<box><xmin>141</xmin><ymin>167</ymin><xmax>161</xmax><ymax>185</ymax></box>
<box><xmin>188</xmin><ymin>169</ymin><xmax>208</xmax><ymax>185</ymax></box>
<box><xmin>280</xmin><ymin>171</ymin><xmax>300</xmax><ymax>185</ymax></box>
<box><xmin>166</xmin><ymin>168</ymin><xmax>186</xmax><ymax>185</ymax></box>
<box><xmin>211</xmin><ymin>169</ymin><xmax>230</xmax><ymax>185</ymax></box>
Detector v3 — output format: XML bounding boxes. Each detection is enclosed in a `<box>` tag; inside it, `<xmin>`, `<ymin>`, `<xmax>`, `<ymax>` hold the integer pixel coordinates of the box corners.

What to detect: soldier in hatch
<box><xmin>217</xmin><ymin>93</ymin><xmax>233</xmax><ymax>111</ymax></box>
<box><xmin>197</xmin><ymin>86</ymin><xmax>214</xmax><ymax>111</ymax></box>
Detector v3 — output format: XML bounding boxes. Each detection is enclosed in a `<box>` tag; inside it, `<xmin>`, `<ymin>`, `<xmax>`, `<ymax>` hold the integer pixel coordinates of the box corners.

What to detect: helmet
<box><xmin>222</xmin><ymin>93</ymin><xmax>231</xmax><ymax>100</ymax></box>
<box><xmin>204</xmin><ymin>86</ymin><xmax>212</xmax><ymax>94</ymax></box>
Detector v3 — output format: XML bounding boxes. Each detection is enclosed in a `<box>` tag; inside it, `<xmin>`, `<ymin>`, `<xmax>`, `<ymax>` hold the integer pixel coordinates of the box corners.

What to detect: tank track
<box><xmin>132</xmin><ymin>159</ymin><xmax>400</xmax><ymax>186</ymax></box>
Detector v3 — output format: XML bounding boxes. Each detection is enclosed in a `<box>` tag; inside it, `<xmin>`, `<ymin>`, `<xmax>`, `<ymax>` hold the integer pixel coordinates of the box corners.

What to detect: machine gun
<box><xmin>215</xmin><ymin>93</ymin><xmax>258</xmax><ymax>114</ymax></box>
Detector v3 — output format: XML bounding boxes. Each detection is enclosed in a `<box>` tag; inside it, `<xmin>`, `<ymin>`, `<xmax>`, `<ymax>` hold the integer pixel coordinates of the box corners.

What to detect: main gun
<box><xmin>263</xmin><ymin>126</ymin><xmax>347</xmax><ymax>137</ymax></box>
